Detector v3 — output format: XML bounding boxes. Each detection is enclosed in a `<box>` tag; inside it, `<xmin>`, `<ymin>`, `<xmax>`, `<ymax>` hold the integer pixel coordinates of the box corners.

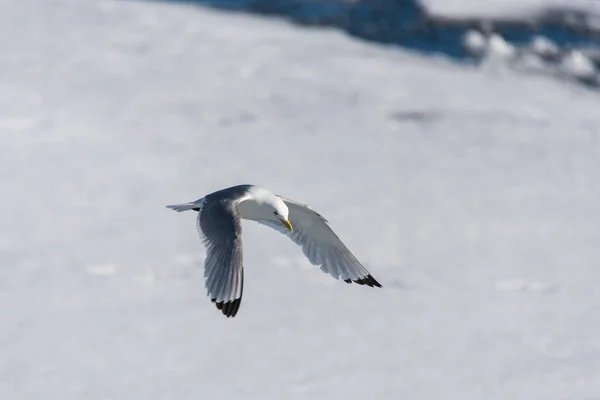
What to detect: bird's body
<box><xmin>167</xmin><ymin>184</ymin><xmax>381</xmax><ymax>317</ymax></box>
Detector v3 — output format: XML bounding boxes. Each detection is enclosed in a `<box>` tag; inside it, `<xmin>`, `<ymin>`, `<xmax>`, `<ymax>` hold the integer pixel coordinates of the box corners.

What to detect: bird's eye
<box><xmin>274</xmin><ymin>211</ymin><xmax>279</xmax><ymax>216</ymax></box>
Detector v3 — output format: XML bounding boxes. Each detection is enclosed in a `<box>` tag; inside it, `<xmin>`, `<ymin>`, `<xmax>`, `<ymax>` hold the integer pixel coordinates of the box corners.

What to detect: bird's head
<box><xmin>245</xmin><ymin>186</ymin><xmax>293</xmax><ymax>232</ymax></box>
<box><xmin>270</xmin><ymin>197</ymin><xmax>293</xmax><ymax>232</ymax></box>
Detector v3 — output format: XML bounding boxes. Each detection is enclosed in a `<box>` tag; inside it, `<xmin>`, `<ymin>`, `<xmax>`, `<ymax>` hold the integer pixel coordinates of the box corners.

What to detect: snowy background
<box><xmin>1</xmin><ymin>0</ymin><xmax>600</xmax><ymax>399</ymax></box>
<box><xmin>164</xmin><ymin>0</ymin><xmax>600</xmax><ymax>88</ymax></box>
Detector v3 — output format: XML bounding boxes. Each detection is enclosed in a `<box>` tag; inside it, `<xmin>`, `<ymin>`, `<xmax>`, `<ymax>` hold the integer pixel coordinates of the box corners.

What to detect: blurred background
<box><xmin>162</xmin><ymin>0</ymin><xmax>600</xmax><ymax>87</ymax></box>
<box><xmin>1</xmin><ymin>0</ymin><xmax>600</xmax><ymax>399</ymax></box>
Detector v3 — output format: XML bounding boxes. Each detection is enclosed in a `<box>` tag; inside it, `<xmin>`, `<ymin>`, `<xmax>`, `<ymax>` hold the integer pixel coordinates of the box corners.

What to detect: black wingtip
<box><xmin>347</xmin><ymin>274</ymin><xmax>383</xmax><ymax>288</ymax></box>
<box><xmin>211</xmin><ymin>298</ymin><xmax>242</xmax><ymax>318</ymax></box>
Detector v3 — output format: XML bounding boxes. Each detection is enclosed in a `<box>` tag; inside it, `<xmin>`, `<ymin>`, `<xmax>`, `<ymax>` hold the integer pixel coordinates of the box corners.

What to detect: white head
<box><xmin>269</xmin><ymin>196</ymin><xmax>292</xmax><ymax>232</ymax></box>
<box><xmin>240</xmin><ymin>186</ymin><xmax>293</xmax><ymax>232</ymax></box>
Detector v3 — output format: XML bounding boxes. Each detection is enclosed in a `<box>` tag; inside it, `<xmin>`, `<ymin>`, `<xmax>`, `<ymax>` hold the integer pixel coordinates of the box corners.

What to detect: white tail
<box><xmin>166</xmin><ymin>199</ymin><xmax>204</xmax><ymax>212</ymax></box>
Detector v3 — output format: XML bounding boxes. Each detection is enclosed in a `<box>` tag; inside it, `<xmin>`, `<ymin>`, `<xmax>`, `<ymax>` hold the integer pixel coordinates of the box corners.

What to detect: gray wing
<box><xmin>196</xmin><ymin>199</ymin><xmax>244</xmax><ymax>318</ymax></box>
<box><xmin>258</xmin><ymin>196</ymin><xmax>382</xmax><ymax>288</ymax></box>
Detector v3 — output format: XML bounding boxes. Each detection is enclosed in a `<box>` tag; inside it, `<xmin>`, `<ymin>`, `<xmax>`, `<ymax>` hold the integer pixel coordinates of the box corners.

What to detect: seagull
<box><xmin>167</xmin><ymin>184</ymin><xmax>381</xmax><ymax>318</ymax></box>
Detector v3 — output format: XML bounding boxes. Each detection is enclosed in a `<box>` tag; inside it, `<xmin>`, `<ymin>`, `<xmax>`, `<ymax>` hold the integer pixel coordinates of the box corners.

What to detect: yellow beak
<box><xmin>281</xmin><ymin>219</ymin><xmax>293</xmax><ymax>232</ymax></box>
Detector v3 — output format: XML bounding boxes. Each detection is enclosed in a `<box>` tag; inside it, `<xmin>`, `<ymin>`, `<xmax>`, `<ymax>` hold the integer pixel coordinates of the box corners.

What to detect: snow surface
<box><xmin>561</xmin><ymin>51</ymin><xmax>598</xmax><ymax>80</ymax></box>
<box><xmin>2</xmin><ymin>0</ymin><xmax>600</xmax><ymax>399</ymax></box>
<box><xmin>422</xmin><ymin>0</ymin><xmax>600</xmax><ymax>18</ymax></box>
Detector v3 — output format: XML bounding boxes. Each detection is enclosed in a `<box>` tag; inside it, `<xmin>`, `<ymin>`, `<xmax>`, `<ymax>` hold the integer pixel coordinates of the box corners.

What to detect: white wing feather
<box><xmin>259</xmin><ymin>196</ymin><xmax>382</xmax><ymax>287</ymax></box>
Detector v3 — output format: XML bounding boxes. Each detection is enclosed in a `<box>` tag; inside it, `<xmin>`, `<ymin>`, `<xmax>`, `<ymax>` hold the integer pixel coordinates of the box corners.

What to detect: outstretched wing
<box><xmin>194</xmin><ymin>199</ymin><xmax>245</xmax><ymax>318</ymax></box>
<box><xmin>258</xmin><ymin>196</ymin><xmax>382</xmax><ymax>288</ymax></box>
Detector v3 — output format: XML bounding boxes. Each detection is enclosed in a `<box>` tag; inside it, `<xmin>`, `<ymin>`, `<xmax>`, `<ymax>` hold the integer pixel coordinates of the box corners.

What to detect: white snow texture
<box><xmin>1</xmin><ymin>0</ymin><xmax>600</xmax><ymax>399</ymax></box>
<box><xmin>423</xmin><ymin>0</ymin><xmax>600</xmax><ymax>18</ymax></box>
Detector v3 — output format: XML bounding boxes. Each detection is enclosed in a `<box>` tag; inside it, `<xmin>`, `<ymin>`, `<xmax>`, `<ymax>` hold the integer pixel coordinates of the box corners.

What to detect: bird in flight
<box><xmin>167</xmin><ymin>184</ymin><xmax>381</xmax><ymax>318</ymax></box>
